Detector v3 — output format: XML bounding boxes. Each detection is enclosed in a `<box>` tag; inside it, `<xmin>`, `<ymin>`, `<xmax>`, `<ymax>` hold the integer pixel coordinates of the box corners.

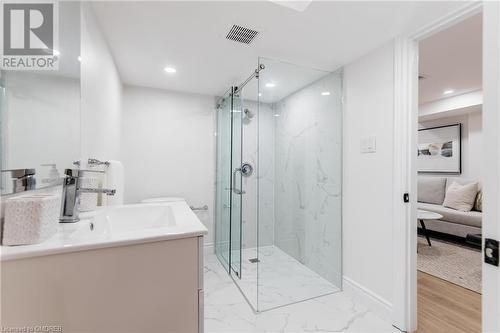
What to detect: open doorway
<box><xmin>415</xmin><ymin>13</ymin><xmax>482</xmax><ymax>332</ymax></box>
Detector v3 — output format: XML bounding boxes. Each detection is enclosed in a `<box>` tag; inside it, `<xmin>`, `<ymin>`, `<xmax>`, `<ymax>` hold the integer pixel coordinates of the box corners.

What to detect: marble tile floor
<box><xmin>232</xmin><ymin>245</ymin><xmax>340</xmax><ymax>311</ymax></box>
<box><xmin>204</xmin><ymin>253</ymin><xmax>399</xmax><ymax>332</ymax></box>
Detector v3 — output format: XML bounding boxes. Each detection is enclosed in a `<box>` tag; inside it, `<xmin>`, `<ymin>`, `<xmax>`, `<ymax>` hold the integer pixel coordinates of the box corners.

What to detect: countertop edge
<box><xmin>1</xmin><ymin>230</ymin><xmax>208</xmax><ymax>262</ymax></box>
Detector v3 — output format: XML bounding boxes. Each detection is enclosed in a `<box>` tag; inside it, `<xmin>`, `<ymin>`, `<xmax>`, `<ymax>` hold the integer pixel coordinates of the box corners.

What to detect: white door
<box><xmin>482</xmin><ymin>2</ymin><xmax>500</xmax><ymax>332</ymax></box>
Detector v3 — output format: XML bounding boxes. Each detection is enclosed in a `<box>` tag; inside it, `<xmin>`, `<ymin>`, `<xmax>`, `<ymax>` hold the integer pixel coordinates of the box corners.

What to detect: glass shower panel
<box><xmin>215</xmin><ymin>90</ymin><xmax>232</xmax><ymax>272</ymax></box>
<box><xmin>231</xmin><ymin>79</ymin><xmax>259</xmax><ymax>309</ymax></box>
<box><xmin>230</xmin><ymin>87</ymin><xmax>243</xmax><ymax>278</ymax></box>
<box><xmin>257</xmin><ymin>57</ymin><xmax>343</xmax><ymax>311</ymax></box>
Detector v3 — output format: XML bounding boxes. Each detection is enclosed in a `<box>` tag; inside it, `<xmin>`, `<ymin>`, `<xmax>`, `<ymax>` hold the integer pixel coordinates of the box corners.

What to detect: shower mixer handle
<box><xmin>240</xmin><ymin>163</ymin><xmax>253</xmax><ymax>176</ymax></box>
<box><xmin>232</xmin><ymin>168</ymin><xmax>245</xmax><ymax>195</ymax></box>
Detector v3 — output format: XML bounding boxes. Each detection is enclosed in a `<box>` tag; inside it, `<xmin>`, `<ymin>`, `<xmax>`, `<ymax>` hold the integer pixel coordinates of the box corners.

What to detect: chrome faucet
<box><xmin>60</xmin><ymin>169</ymin><xmax>116</xmax><ymax>223</ymax></box>
<box><xmin>1</xmin><ymin>168</ymin><xmax>36</xmax><ymax>193</ymax></box>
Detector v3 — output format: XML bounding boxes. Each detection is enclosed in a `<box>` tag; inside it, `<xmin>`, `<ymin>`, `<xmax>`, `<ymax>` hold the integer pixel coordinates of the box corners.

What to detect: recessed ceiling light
<box><xmin>265</xmin><ymin>83</ymin><xmax>276</xmax><ymax>88</ymax></box>
<box><xmin>77</xmin><ymin>56</ymin><xmax>81</xmax><ymax>62</ymax></box>
<box><xmin>321</xmin><ymin>91</ymin><xmax>331</xmax><ymax>96</ymax></box>
<box><xmin>443</xmin><ymin>89</ymin><xmax>454</xmax><ymax>95</ymax></box>
<box><xmin>258</xmin><ymin>93</ymin><xmax>262</xmax><ymax>97</ymax></box>
<box><xmin>274</xmin><ymin>114</ymin><xmax>280</xmax><ymax>117</ymax></box>
<box><xmin>164</xmin><ymin>66</ymin><xmax>177</xmax><ymax>74</ymax></box>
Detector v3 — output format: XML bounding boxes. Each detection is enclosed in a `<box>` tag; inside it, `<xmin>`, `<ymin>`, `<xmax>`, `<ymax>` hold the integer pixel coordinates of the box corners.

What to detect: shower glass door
<box><xmin>230</xmin><ymin>87</ymin><xmax>243</xmax><ymax>279</ymax></box>
<box><xmin>215</xmin><ymin>87</ymin><xmax>243</xmax><ymax>279</ymax></box>
<box><xmin>215</xmin><ymin>90</ymin><xmax>232</xmax><ymax>272</ymax></box>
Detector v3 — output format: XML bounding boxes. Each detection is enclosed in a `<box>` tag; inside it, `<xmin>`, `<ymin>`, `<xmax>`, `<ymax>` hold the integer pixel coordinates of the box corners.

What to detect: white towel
<box><xmin>79</xmin><ymin>160</ymin><xmax>105</xmax><ymax>211</ymax></box>
<box><xmin>105</xmin><ymin>160</ymin><xmax>124</xmax><ymax>206</ymax></box>
<box><xmin>79</xmin><ymin>175</ymin><xmax>100</xmax><ymax>211</ymax></box>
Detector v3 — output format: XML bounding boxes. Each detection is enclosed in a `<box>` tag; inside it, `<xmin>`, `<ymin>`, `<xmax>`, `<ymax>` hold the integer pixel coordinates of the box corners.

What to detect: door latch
<box><xmin>485</xmin><ymin>238</ymin><xmax>499</xmax><ymax>266</ymax></box>
<box><xmin>403</xmin><ymin>193</ymin><xmax>410</xmax><ymax>203</ymax></box>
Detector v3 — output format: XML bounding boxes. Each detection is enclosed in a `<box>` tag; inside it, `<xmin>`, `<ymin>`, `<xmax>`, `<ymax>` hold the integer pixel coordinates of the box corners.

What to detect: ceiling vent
<box><xmin>226</xmin><ymin>25</ymin><xmax>259</xmax><ymax>44</ymax></box>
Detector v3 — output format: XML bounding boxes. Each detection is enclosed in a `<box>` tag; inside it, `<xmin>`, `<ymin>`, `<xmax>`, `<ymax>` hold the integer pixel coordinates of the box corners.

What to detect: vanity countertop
<box><xmin>1</xmin><ymin>201</ymin><xmax>208</xmax><ymax>261</ymax></box>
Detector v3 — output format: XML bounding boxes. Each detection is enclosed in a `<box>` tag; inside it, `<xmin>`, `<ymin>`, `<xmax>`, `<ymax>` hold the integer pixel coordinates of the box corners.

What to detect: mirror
<box><xmin>0</xmin><ymin>2</ymin><xmax>81</xmax><ymax>195</ymax></box>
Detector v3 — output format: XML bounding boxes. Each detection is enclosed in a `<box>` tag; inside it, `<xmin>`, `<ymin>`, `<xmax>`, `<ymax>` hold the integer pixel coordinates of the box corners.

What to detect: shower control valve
<box><xmin>241</xmin><ymin>163</ymin><xmax>253</xmax><ymax>177</ymax></box>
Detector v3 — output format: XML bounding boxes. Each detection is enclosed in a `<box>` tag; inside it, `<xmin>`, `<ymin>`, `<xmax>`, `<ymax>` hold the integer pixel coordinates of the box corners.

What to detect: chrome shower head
<box><xmin>244</xmin><ymin>108</ymin><xmax>255</xmax><ymax>119</ymax></box>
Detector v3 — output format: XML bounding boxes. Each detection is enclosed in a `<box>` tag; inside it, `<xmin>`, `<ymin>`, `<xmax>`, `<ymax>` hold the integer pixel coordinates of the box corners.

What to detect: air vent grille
<box><xmin>226</xmin><ymin>25</ymin><xmax>259</xmax><ymax>44</ymax></box>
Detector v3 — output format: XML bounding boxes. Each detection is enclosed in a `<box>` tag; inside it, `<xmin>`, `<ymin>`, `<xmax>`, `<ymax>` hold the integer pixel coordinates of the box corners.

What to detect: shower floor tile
<box><xmin>233</xmin><ymin>246</ymin><xmax>340</xmax><ymax>311</ymax></box>
<box><xmin>204</xmin><ymin>253</ymin><xmax>398</xmax><ymax>332</ymax></box>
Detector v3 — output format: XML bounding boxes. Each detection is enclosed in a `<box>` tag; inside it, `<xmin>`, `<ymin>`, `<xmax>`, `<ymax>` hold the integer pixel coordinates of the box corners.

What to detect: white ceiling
<box><xmin>419</xmin><ymin>13</ymin><xmax>482</xmax><ymax>105</ymax></box>
<box><xmin>92</xmin><ymin>1</ymin><xmax>468</xmax><ymax>98</ymax></box>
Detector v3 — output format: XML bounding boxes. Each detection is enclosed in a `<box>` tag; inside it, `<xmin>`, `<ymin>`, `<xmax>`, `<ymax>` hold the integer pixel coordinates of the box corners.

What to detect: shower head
<box><xmin>244</xmin><ymin>108</ymin><xmax>255</xmax><ymax>119</ymax></box>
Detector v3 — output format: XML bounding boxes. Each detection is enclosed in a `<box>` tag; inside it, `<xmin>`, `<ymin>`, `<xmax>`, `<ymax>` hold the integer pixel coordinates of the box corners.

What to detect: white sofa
<box><xmin>417</xmin><ymin>176</ymin><xmax>482</xmax><ymax>238</ymax></box>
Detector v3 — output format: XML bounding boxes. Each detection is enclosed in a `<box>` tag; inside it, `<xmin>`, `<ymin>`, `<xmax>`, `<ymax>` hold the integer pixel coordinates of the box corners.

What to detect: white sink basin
<box><xmin>1</xmin><ymin>201</ymin><xmax>208</xmax><ymax>261</ymax></box>
<box><xmin>71</xmin><ymin>204</ymin><xmax>177</xmax><ymax>240</ymax></box>
<box><xmin>103</xmin><ymin>204</ymin><xmax>176</xmax><ymax>231</ymax></box>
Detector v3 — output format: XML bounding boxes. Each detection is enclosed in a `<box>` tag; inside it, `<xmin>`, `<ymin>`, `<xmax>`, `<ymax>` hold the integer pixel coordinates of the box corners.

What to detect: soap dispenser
<box><xmin>41</xmin><ymin>164</ymin><xmax>61</xmax><ymax>185</ymax></box>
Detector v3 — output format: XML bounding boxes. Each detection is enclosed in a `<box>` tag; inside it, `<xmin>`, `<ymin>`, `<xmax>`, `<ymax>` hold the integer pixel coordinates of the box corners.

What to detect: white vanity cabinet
<box><xmin>1</xmin><ymin>235</ymin><xmax>205</xmax><ymax>332</ymax></box>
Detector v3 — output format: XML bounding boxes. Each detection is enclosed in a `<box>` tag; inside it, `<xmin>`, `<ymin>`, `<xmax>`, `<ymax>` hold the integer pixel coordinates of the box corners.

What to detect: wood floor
<box><xmin>416</xmin><ymin>271</ymin><xmax>481</xmax><ymax>333</ymax></box>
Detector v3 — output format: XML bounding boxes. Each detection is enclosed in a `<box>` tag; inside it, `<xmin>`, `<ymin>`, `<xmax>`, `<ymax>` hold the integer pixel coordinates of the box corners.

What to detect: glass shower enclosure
<box><xmin>215</xmin><ymin>58</ymin><xmax>343</xmax><ymax>311</ymax></box>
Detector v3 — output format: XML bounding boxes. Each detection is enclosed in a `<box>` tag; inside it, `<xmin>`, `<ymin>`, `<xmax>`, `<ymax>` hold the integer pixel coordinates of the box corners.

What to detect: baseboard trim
<box><xmin>204</xmin><ymin>243</ymin><xmax>214</xmax><ymax>255</ymax></box>
<box><xmin>342</xmin><ymin>276</ymin><xmax>393</xmax><ymax>323</ymax></box>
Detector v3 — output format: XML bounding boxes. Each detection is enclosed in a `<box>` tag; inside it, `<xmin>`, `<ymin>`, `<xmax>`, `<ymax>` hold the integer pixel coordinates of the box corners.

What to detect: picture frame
<box><xmin>418</xmin><ymin>123</ymin><xmax>462</xmax><ymax>174</ymax></box>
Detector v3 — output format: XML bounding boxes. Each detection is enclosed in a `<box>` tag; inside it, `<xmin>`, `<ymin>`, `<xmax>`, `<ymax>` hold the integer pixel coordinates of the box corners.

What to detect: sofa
<box><xmin>417</xmin><ymin>176</ymin><xmax>482</xmax><ymax>238</ymax></box>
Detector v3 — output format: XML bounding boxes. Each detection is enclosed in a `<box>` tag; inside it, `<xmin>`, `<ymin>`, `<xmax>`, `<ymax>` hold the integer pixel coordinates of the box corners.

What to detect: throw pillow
<box><xmin>473</xmin><ymin>190</ymin><xmax>483</xmax><ymax>212</ymax></box>
<box><xmin>443</xmin><ymin>181</ymin><xmax>479</xmax><ymax>212</ymax></box>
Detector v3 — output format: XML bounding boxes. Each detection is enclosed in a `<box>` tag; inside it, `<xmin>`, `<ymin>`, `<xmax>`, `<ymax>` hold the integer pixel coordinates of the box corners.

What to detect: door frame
<box><xmin>392</xmin><ymin>2</ymin><xmax>485</xmax><ymax>331</ymax></box>
<box><xmin>481</xmin><ymin>2</ymin><xmax>500</xmax><ymax>331</ymax></box>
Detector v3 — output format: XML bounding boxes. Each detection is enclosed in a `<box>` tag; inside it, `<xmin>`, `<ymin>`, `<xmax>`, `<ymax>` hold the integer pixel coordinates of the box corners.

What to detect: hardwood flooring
<box><xmin>415</xmin><ymin>271</ymin><xmax>481</xmax><ymax>333</ymax></box>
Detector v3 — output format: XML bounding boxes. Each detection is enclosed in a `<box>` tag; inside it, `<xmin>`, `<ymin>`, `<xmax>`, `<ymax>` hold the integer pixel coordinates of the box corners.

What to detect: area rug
<box><xmin>417</xmin><ymin>236</ymin><xmax>482</xmax><ymax>293</ymax></box>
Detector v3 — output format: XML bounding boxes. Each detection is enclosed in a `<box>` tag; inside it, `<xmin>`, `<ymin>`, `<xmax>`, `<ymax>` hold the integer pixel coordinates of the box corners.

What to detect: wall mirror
<box><xmin>0</xmin><ymin>2</ymin><xmax>81</xmax><ymax>195</ymax></box>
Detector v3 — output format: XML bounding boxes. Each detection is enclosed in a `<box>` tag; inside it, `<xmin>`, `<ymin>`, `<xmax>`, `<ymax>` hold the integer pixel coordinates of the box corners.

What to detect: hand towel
<box><xmin>105</xmin><ymin>160</ymin><xmax>124</xmax><ymax>206</ymax></box>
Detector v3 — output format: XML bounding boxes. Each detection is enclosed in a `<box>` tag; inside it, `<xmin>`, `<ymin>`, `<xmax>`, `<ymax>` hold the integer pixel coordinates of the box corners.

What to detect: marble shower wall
<box><xmin>271</xmin><ymin>71</ymin><xmax>343</xmax><ymax>287</ymax></box>
<box><xmin>241</xmin><ymin>100</ymin><xmax>275</xmax><ymax>249</ymax></box>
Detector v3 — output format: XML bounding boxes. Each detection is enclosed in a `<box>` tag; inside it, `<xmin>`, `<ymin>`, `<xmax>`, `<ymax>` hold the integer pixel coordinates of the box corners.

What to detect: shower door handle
<box><xmin>232</xmin><ymin>168</ymin><xmax>245</xmax><ymax>195</ymax></box>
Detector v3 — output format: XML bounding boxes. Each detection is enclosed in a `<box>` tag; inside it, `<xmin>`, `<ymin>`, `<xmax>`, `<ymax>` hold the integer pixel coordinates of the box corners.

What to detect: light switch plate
<box><xmin>361</xmin><ymin>136</ymin><xmax>377</xmax><ymax>153</ymax></box>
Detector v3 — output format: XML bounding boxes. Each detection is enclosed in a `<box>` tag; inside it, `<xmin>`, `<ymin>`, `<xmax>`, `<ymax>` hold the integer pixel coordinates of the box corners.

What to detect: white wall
<box><xmin>121</xmin><ymin>86</ymin><xmax>215</xmax><ymax>244</ymax></box>
<box><xmin>342</xmin><ymin>42</ymin><xmax>395</xmax><ymax>313</ymax></box>
<box><xmin>81</xmin><ymin>3</ymin><xmax>122</xmax><ymax>161</ymax></box>
<box><xmin>419</xmin><ymin>111</ymin><xmax>483</xmax><ymax>182</ymax></box>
